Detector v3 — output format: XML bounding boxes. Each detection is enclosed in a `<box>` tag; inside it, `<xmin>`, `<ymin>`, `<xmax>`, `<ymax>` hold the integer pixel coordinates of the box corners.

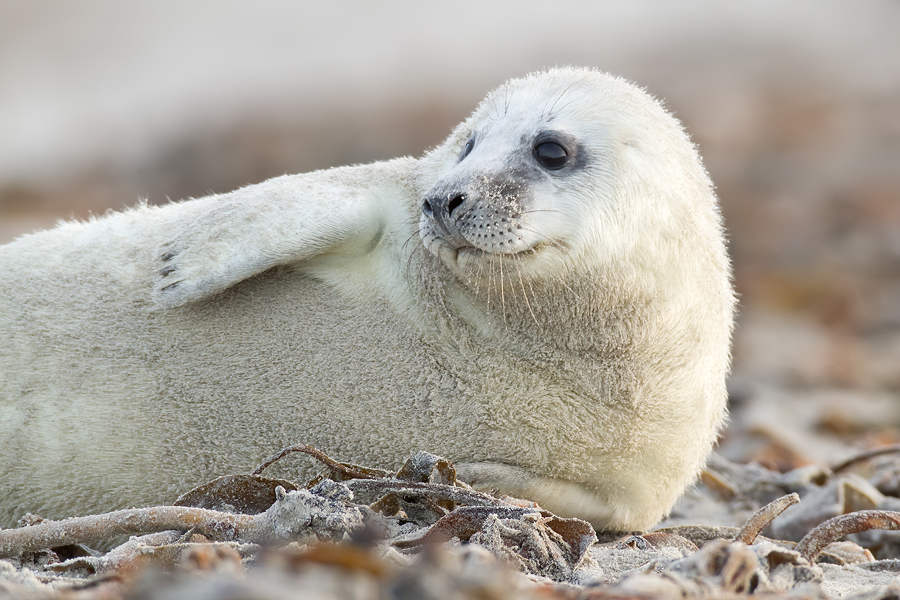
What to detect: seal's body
<box><xmin>0</xmin><ymin>68</ymin><xmax>734</xmax><ymax>531</ymax></box>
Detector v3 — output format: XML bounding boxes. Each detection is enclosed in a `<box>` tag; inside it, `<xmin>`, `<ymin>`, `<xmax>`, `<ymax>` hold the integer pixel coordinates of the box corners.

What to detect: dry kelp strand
<box><xmin>253</xmin><ymin>442</ymin><xmax>393</xmax><ymax>481</ymax></box>
<box><xmin>734</xmin><ymin>493</ymin><xmax>801</xmax><ymax>545</ymax></box>
<box><xmin>0</xmin><ymin>483</ymin><xmax>362</xmax><ymax>558</ymax></box>
<box><xmin>797</xmin><ymin>510</ymin><xmax>900</xmax><ymax>563</ymax></box>
<box><xmin>174</xmin><ymin>474</ymin><xmax>300</xmax><ymax>514</ymax></box>
<box><xmin>768</xmin><ymin>474</ymin><xmax>888</xmax><ymax>542</ymax></box>
<box><xmin>831</xmin><ymin>444</ymin><xmax>900</xmax><ymax>474</ymax></box>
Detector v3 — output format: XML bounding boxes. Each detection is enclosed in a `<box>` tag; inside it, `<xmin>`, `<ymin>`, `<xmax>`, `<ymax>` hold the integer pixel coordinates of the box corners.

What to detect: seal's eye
<box><xmin>459</xmin><ymin>137</ymin><xmax>475</xmax><ymax>161</ymax></box>
<box><xmin>534</xmin><ymin>142</ymin><xmax>568</xmax><ymax>170</ymax></box>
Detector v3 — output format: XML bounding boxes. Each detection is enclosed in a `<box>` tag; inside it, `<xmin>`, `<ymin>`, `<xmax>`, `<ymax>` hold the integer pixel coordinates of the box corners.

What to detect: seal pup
<box><xmin>0</xmin><ymin>68</ymin><xmax>734</xmax><ymax>531</ymax></box>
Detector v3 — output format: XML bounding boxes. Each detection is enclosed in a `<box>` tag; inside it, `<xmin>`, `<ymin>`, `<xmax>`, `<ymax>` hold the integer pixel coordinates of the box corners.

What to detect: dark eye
<box><xmin>534</xmin><ymin>142</ymin><xmax>568</xmax><ymax>170</ymax></box>
<box><xmin>460</xmin><ymin>137</ymin><xmax>475</xmax><ymax>161</ymax></box>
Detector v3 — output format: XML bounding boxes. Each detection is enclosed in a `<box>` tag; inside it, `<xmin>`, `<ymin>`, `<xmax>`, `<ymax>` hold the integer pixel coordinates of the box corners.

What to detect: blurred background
<box><xmin>2</xmin><ymin>1</ymin><xmax>899</xmax><ymax>468</ymax></box>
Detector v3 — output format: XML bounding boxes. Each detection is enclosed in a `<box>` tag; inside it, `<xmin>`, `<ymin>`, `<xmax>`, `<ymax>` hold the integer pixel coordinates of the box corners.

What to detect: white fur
<box><xmin>0</xmin><ymin>68</ymin><xmax>734</xmax><ymax>531</ymax></box>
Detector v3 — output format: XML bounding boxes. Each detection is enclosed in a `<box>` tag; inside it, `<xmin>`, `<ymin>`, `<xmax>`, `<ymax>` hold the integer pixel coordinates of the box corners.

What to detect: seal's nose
<box><xmin>423</xmin><ymin>190</ymin><xmax>469</xmax><ymax>237</ymax></box>
<box><xmin>423</xmin><ymin>191</ymin><xmax>467</xmax><ymax>223</ymax></box>
<box><xmin>422</xmin><ymin>192</ymin><xmax>468</xmax><ymax>219</ymax></box>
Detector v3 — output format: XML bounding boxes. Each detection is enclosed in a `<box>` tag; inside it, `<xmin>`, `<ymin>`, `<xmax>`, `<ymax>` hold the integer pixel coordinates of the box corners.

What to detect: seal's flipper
<box><xmin>153</xmin><ymin>161</ymin><xmax>413</xmax><ymax>308</ymax></box>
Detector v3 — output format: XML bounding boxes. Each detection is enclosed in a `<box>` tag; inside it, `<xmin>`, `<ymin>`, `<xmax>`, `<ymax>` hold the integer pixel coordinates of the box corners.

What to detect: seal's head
<box><xmin>419</xmin><ymin>68</ymin><xmax>722</xmax><ymax>289</ymax></box>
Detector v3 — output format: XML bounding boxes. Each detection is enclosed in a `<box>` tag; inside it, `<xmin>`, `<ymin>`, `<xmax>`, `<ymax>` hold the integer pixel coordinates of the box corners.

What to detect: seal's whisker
<box><xmin>555</xmin><ymin>262</ymin><xmax>582</xmax><ymax>303</ymax></box>
<box><xmin>520</xmin><ymin>208</ymin><xmax>566</xmax><ymax>216</ymax></box>
<box><xmin>512</xmin><ymin>254</ymin><xmax>542</xmax><ymax>333</ymax></box>
<box><xmin>549</xmin><ymin>96</ymin><xmax>582</xmax><ymax>120</ymax></box>
<box><xmin>404</xmin><ymin>234</ymin><xmax>427</xmax><ymax>282</ymax></box>
<box><xmin>490</xmin><ymin>97</ymin><xmax>502</xmax><ymax>121</ymax></box>
<box><xmin>401</xmin><ymin>229</ymin><xmax>420</xmax><ymax>254</ymax></box>
<box><xmin>476</xmin><ymin>250</ymin><xmax>488</xmax><ymax>299</ymax></box>
<box><xmin>401</xmin><ymin>213</ymin><xmax>421</xmax><ymax>226</ymax></box>
<box><xmin>504</xmin><ymin>83</ymin><xmax>513</xmax><ymax>117</ymax></box>
<box><xmin>487</xmin><ymin>251</ymin><xmax>495</xmax><ymax>312</ymax></box>
<box><xmin>512</xmin><ymin>224</ymin><xmax>559</xmax><ymax>250</ymax></box>
<box><xmin>499</xmin><ymin>251</ymin><xmax>508</xmax><ymax>330</ymax></box>
<box><xmin>546</xmin><ymin>77</ymin><xmax>588</xmax><ymax>119</ymax></box>
<box><xmin>424</xmin><ymin>253</ymin><xmax>455</xmax><ymax>324</ymax></box>
<box><xmin>522</xmin><ymin>253</ymin><xmax>543</xmax><ymax>302</ymax></box>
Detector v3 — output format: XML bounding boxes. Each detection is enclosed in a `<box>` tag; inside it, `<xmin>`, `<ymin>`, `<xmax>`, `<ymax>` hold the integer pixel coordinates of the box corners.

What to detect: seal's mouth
<box><xmin>433</xmin><ymin>239</ymin><xmax>549</xmax><ymax>270</ymax></box>
<box><xmin>456</xmin><ymin>242</ymin><xmax>547</xmax><ymax>259</ymax></box>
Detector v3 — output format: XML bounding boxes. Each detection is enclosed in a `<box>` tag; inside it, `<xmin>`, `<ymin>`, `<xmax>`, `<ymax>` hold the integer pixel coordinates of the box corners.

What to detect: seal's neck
<box><xmin>419</xmin><ymin>251</ymin><xmax>646</xmax><ymax>362</ymax></box>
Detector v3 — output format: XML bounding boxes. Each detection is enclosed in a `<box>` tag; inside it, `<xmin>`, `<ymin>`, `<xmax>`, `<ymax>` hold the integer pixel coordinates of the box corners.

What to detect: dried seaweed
<box><xmin>252</xmin><ymin>443</ymin><xmax>392</xmax><ymax>480</ymax></box>
<box><xmin>346</xmin><ymin>479</ymin><xmax>503</xmax><ymax>509</ymax></box>
<box><xmin>0</xmin><ymin>482</ymin><xmax>363</xmax><ymax>558</ymax></box>
<box><xmin>734</xmin><ymin>493</ymin><xmax>800</xmax><ymax>545</ymax></box>
<box><xmin>4</xmin><ymin>447</ymin><xmax>900</xmax><ymax>599</ymax></box>
<box><xmin>831</xmin><ymin>444</ymin><xmax>900</xmax><ymax>474</ymax></box>
<box><xmin>797</xmin><ymin>510</ymin><xmax>900</xmax><ymax>563</ymax></box>
<box><xmin>174</xmin><ymin>474</ymin><xmax>299</xmax><ymax>514</ymax></box>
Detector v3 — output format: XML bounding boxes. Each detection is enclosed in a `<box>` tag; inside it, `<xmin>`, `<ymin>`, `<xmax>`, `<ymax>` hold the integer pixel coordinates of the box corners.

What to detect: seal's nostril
<box><xmin>448</xmin><ymin>193</ymin><xmax>466</xmax><ymax>217</ymax></box>
<box><xmin>422</xmin><ymin>199</ymin><xmax>433</xmax><ymax>217</ymax></box>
